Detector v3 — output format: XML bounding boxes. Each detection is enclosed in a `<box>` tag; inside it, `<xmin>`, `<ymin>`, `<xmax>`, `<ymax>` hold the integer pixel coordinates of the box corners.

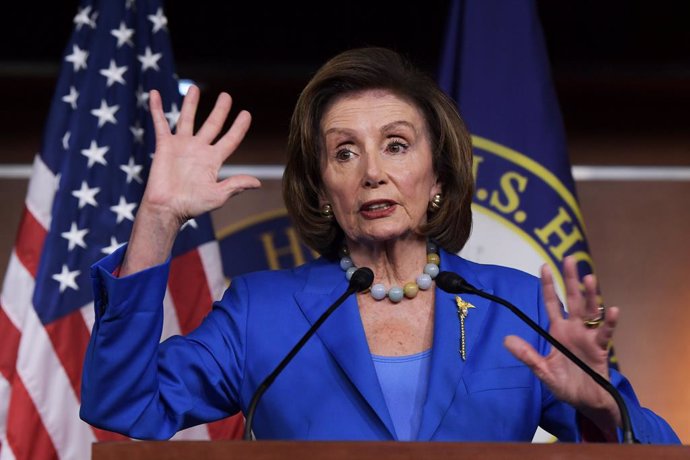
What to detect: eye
<box><xmin>335</xmin><ymin>147</ymin><xmax>356</xmax><ymax>162</ymax></box>
<box><xmin>386</xmin><ymin>139</ymin><xmax>409</xmax><ymax>154</ymax></box>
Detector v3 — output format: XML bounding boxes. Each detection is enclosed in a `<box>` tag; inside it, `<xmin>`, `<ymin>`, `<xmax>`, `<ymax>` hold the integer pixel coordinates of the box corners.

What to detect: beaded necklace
<box><xmin>339</xmin><ymin>241</ymin><xmax>440</xmax><ymax>303</ymax></box>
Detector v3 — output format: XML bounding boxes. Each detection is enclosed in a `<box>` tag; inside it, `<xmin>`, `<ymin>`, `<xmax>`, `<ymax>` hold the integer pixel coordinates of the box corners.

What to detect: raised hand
<box><xmin>120</xmin><ymin>86</ymin><xmax>261</xmax><ymax>276</ymax></box>
<box><xmin>145</xmin><ymin>86</ymin><xmax>261</xmax><ymax>225</ymax></box>
<box><xmin>504</xmin><ymin>257</ymin><xmax>621</xmax><ymax>437</ymax></box>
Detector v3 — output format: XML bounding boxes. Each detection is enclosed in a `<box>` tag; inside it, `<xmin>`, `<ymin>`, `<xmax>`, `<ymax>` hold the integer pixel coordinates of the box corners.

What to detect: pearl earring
<box><xmin>429</xmin><ymin>193</ymin><xmax>442</xmax><ymax>211</ymax></box>
<box><xmin>321</xmin><ymin>203</ymin><xmax>334</xmax><ymax>220</ymax></box>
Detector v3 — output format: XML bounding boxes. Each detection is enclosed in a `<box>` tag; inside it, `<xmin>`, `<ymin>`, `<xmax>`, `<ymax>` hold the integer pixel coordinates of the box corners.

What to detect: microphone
<box><xmin>243</xmin><ymin>267</ymin><xmax>374</xmax><ymax>440</ymax></box>
<box><xmin>435</xmin><ymin>271</ymin><xmax>637</xmax><ymax>444</ymax></box>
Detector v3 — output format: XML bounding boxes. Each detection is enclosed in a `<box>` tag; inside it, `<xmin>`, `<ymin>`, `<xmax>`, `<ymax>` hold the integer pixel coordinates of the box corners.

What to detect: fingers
<box><xmin>149</xmin><ymin>90</ymin><xmax>171</xmax><ymax>143</ymax></box>
<box><xmin>214</xmin><ymin>110</ymin><xmax>252</xmax><ymax>159</ymax></box>
<box><xmin>504</xmin><ymin>335</ymin><xmax>551</xmax><ymax>383</ymax></box>
<box><xmin>595</xmin><ymin>305</ymin><xmax>619</xmax><ymax>349</ymax></box>
<box><xmin>540</xmin><ymin>264</ymin><xmax>564</xmax><ymax>325</ymax></box>
<box><xmin>581</xmin><ymin>273</ymin><xmax>602</xmax><ymax>320</ymax></box>
<box><xmin>563</xmin><ymin>256</ymin><xmax>586</xmax><ymax>317</ymax></box>
<box><xmin>176</xmin><ymin>85</ymin><xmax>201</xmax><ymax>136</ymax></box>
<box><xmin>196</xmin><ymin>92</ymin><xmax>233</xmax><ymax>143</ymax></box>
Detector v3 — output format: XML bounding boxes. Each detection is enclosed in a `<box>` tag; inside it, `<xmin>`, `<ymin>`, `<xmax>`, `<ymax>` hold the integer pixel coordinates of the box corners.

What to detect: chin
<box><xmin>353</xmin><ymin>226</ymin><xmax>416</xmax><ymax>244</ymax></box>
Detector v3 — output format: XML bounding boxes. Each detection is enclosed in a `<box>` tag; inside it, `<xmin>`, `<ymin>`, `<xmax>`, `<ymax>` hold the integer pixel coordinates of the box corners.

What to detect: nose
<box><xmin>362</xmin><ymin>152</ymin><xmax>386</xmax><ymax>188</ymax></box>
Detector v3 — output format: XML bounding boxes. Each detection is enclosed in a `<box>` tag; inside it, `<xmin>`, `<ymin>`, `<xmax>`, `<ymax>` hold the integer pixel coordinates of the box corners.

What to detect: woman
<box><xmin>80</xmin><ymin>48</ymin><xmax>678</xmax><ymax>442</ymax></box>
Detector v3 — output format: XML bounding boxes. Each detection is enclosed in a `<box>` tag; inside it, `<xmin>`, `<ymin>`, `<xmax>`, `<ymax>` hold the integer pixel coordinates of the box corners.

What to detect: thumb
<box><xmin>218</xmin><ymin>175</ymin><xmax>262</xmax><ymax>200</ymax></box>
<box><xmin>504</xmin><ymin>335</ymin><xmax>550</xmax><ymax>382</ymax></box>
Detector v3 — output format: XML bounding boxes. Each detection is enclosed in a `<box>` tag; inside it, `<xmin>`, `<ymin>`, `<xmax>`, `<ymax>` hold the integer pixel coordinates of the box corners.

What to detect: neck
<box><xmin>346</xmin><ymin>236</ymin><xmax>429</xmax><ymax>286</ymax></box>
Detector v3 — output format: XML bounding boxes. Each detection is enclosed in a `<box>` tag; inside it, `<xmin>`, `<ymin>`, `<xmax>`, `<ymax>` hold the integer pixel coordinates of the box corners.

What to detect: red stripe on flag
<box><xmin>0</xmin><ymin>305</ymin><xmax>21</xmax><ymax>382</ymax></box>
<box><xmin>44</xmin><ymin>310</ymin><xmax>91</xmax><ymax>399</ymax></box>
<box><xmin>168</xmin><ymin>249</ymin><xmax>213</xmax><ymax>334</ymax></box>
<box><xmin>6</xmin><ymin>376</ymin><xmax>58</xmax><ymax>460</ymax></box>
<box><xmin>92</xmin><ymin>427</ymin><xmax>129</xmax><ymax>442</ymax></box>
<box><xmin>206</xmin><ymin>414</ymin><xmax>245</xmax><ymax>440</ymax></box>
<box><xmin>14</xmin><ymin>208</ymin><xmax>47</xmax><ymax>278</ymax></box>
<box><xmin>0</xmin><ymin>306</ymin><xmax>21</xmax><ymax>458</ymax></box>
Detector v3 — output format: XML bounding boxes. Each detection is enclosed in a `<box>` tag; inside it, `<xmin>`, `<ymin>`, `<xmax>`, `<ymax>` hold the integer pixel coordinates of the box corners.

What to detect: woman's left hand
<box><xmin>503</xmin><ymin>256</ymin><xmax>621</xmax><ymax>437</ymax></box>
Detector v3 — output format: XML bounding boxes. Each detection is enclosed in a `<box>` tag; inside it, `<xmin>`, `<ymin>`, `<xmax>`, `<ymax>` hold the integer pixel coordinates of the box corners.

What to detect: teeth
<box><xmin>366</xmin><ymin>203</ymin><xmax>391</xmax><ymax>211</ymax></box>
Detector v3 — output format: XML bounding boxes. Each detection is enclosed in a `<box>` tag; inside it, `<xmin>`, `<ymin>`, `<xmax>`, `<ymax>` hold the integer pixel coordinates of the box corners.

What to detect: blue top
<box><xmin>373</xmin><ymin>349</ymin><xmax>433</xmax><ymax>441</ymax></box>
<box><xmin>80</xmin><ymin>246</ymin><xmax>680</xmax><ymax>443</ymax></box>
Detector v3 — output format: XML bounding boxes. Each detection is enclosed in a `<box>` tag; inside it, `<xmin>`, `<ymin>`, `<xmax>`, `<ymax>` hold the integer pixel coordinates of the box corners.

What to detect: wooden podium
<box><xmin>93</xmin><ymin>440</ymin><xmax>689</xmax><ymax>460</ymax></box>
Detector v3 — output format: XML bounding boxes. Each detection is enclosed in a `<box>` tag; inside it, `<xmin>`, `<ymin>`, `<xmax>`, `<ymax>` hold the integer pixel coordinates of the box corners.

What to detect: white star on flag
<box><xmin>111</xmin><ymin>21</ymin><xmax>134</xmax><ymax>48</ymax></box>
<box><xmin>61</xmin><ymin>222</ymin><xmax>89</xmax><ymax>251</ymax></box>
<box><xmin>126</xmin><ymin>0</ymin><xmax>136</xmax><ymax>9</ymax></box>
<box><xmin>71</xmin><ymin>181</ymin><xmax>100</xmax><ymax>209</ymax></box>
<box><xmin>165</xmin><ymin>103</ymin><xmax>180</xmax><ymax>129</ymax></box>
<box><xmin>90</xmin><ymin>99</ymin><xmax>119</xmax><ymax>127</ymax></box>
<box><xmin>65</xmin><ymin>44</ymin><xmax>89</xmax><ymax>72</ymax></box>
<box><xmin>147</xmin><ymin>7</ymin><xmax>168</xmax><ymax>33</ymax></box>
<box><xmin>61</xmin><ymin>86</ymin><xmax>79</xmax><ymax>110</ymax></box>
<box><xmin>130</xmin><ymin>122</ymin><xmax>144</xmax><ymax>144</ymax></box>
<box><xmin>80</xmin><ymin>140</ymin><xmax>109</xmax><ymax>168</ymax></box>
<box><xmin>99</xmin><ymin>59</ymin><xmax>128</xmax><ymax>87</ymax></box>
<box><xmin>62</xmin><ymin>131</ymin><xmax>71</xmax><ymax>150</ymax></box>
<box><xmin>136</xmin><ymin>85</ymin><xmax>150</xmax><ymax>110</ymax></box>
<box><xmin>51</xmin><ymin>264</ymin><xmax>81</xmax><ymax>293</ymax></box>
<box><xmin>110</xmin><ymin>196</ymin><xmax>137</xmax><ymax>223</ymax></box>
<box><xmin>120</xmin><ymin>157</ymin><xmax>144</xmax><ymax>184</ymax></box>
<box><xmin>102</xmin><ymin>236</ymin><xmax>126</xmax><ymax>255</ymax></box>
<box><xmin>73</xmin><ymin>5</ymin><xmax>97</xmax><ymax>30</ymax></box>
<box><xmin>138</xmin><ymin>46</ymin><xmax>162</xmax><ymax>72</ymax></box>
<box><xmin>181</xmin><ymin>218</ymin><xmax>199</xmax><ymax>230</ymax></box>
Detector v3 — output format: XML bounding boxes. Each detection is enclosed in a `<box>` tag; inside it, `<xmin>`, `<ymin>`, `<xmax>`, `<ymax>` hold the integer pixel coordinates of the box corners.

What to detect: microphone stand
<box><xmin>243</xmin><ymin>267</ymin><xmax>374</xmax><ymax>440</ymax></box>
<box><xmin>436</xmin><ymin>271</ymin><xmax>637</xmax><ymax>444</ymax></box>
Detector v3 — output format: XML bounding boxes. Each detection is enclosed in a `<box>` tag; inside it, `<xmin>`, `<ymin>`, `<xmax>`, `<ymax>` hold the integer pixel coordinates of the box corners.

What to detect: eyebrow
<box><xmin>381</xmin><ymin>120</ymin><xmax>417</xmax><ymax>135</ymax></box>
<box><xmin>323</xmin><ymin>127</ymin><xmax>354</xmax><ymax>137</ymax></box>
<box><xmin>323</xmin><ymin>120</ymin><xmax>418</xmax><ymax>137</ymax></box>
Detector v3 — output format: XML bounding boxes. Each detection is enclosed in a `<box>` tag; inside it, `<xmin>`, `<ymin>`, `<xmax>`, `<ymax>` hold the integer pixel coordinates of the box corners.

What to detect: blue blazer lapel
<box><xmin>293</xmin><ymin>261</ymin><xmax>396</xmax><ymax>439</ymax></box>
<box><xmin>417</xmin><ymin>250</ymin><xmax>494</xmax><ymax>440</ymax></box>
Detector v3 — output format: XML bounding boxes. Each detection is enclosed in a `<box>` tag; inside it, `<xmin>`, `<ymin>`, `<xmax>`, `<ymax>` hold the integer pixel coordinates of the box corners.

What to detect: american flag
<box><xmin>0</xmin><ymin>1</ymin><xmax>243</xmax><ymax>458</ymax></box>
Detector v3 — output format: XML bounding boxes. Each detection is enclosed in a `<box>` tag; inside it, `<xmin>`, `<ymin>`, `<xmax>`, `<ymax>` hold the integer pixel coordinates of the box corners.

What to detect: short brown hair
<box><xmin>283</xmin><ymin>47</ymin><xmax>473</xmax><ymax>259</ymax></box>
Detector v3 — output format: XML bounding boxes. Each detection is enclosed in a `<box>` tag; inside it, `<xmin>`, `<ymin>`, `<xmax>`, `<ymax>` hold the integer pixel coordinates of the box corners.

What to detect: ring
<box><xmin>583</xmin><ymin>305</ymin><xmax>606</xmax><ymax>329</ymax></box>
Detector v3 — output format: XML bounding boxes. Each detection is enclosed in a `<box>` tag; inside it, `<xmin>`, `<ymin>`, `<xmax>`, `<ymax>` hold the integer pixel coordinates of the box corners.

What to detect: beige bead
<box><xmin>403</xmin><ymin>282</ymin><xmax>419</xmax><ymax>299</ymax></box>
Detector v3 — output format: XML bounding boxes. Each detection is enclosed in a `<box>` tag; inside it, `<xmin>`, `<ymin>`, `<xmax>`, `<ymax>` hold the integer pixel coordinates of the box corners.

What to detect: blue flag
<box><xmin>439</xmin><ymin>0</ymin><xmax>596</xmax><ymax>301</ymax></box>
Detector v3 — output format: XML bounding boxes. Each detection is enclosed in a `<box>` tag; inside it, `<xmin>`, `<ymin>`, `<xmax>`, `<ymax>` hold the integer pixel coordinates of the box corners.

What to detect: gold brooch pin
<box><xmin>456</xmin><ymin>296</ymin><xmax>476</xmax><ymax>360</ymax></box>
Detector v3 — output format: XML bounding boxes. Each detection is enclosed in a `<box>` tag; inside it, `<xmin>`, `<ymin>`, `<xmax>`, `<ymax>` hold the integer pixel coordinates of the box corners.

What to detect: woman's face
<box><xmin>319</xmin><ymin>89</ymin><xmax>440</xmax><ymax>245</ymax></box>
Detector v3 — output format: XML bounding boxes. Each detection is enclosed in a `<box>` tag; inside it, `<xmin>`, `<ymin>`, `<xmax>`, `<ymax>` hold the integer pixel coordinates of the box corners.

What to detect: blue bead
<box><xmin>388</xmin><ymin>286</ymin><xmax>404</xmax><ymax>303</ymax></box>
<box><xmin>371</xmin><ymin>284</ymin><xmax>387</xmax><ymax>300</ymax></box>
<box><xmin>340</xmin><ymin>257</ymin><xmax>353</xmax><ymax>271</ymax></box>
<box><xmin>426</xmin><ymin>241</ymin><xmax>438</xmax><ymax>253</ymax></box>
<box><xmin>424</xmin><ymin>263</ymin><xmax>439</xmax><ymax>279</ymax></box>
<box><xmin>416</xmin><ymin>273</ymin><xmax>433</xmax><ymax>290</ymax></box>
<box><xmin>345</xmin><ymin>266</ymin><xmax>357</xmax><ymax>280</ymax></box>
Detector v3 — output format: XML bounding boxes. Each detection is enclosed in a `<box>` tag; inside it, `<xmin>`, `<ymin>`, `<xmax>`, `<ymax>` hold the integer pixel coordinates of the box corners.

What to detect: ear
<box><xmin>317</xmin><ymin>190</ymin><xmax>328</xmax><ymax>207</ymax></box>
<box><xmin>430</xmin><ymin>179</ymin><xmax>442</xmax><ymax>199</ymax></box>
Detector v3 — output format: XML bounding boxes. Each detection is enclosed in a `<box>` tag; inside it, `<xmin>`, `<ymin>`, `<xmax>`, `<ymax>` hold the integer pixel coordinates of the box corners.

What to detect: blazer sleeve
<box><xmin>80</xmin><ymin>244</ymin><xmax>249</xmax><ymax>439</ymax></box>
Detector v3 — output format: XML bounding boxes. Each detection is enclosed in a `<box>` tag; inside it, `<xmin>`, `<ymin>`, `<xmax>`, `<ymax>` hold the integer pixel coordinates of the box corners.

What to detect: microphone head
<box><xmin>436</xmin><ymin>271</ymin><xmax>475</xmax><ymax>294</ymax></box>
<box><xmin>349</xmin><ymin>267</ymin><xmax>374</xmax><ymax>292</ymax></box>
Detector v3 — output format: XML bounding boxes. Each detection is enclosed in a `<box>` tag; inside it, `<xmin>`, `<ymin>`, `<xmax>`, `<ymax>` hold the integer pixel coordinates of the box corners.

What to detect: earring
<box><xmin>321</xmin><ymin>203</ymin><xmax>334</xmax><ymax>220</ymax></box>
<box><xmin>429</xmin><ymin>193</ymin><xmax>442</xmax><ymax>211</ymax></box>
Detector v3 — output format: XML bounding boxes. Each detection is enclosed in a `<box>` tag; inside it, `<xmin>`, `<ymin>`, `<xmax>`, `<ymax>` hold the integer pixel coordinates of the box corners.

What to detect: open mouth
<box><xmin>360</xmin><ymin>200</ymin><xmax>396</xmax><ymax>217</ymax></box>
<box><xmin>361</xmin><ymin>202</ymin><xmax>393</xmax><ymax>211</ymax></box>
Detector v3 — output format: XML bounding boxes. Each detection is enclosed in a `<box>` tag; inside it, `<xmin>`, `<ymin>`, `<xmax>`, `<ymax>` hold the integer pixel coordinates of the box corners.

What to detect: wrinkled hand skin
<box><xmin>121</xmin><ymin>86</ymin><xmax>261</xmax><ymax>277</ymax></box>
<box><xmin>504</xmin><ymin>256</ymin><xmax>621</xmax><ymax>441</ymax></box>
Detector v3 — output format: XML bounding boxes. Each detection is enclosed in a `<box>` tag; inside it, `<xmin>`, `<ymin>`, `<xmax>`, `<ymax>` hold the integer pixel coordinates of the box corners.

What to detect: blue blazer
<box><xmin>80</xmin><ymin>246</ymin><xmax>678</xmax><ymax>443</ymax></box>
